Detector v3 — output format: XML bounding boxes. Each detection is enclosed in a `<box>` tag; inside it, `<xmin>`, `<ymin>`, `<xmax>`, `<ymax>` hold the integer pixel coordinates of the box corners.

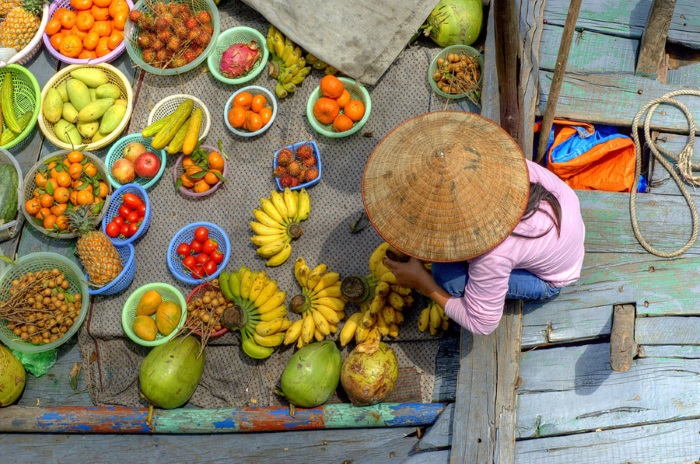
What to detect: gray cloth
<box><xmin>241</xmin><ymin>0</ymin><xmax>438</xmax><ymax>85</ymax></box>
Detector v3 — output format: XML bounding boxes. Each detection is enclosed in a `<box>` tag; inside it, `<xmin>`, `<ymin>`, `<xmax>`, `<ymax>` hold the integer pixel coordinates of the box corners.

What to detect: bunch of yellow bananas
<box><xmin>338</xmin><ymin>243</ymin><xmax>414</xmax><ymax>347</ymax></box>
<box><xmin>218</xmin><ymin>266</ymin><xmax>292</xmax><ymax>360</ymax></box>
<box><xmin>304</xmin><ymin>52</ymin><xmax>339</xmax><ymax>76</ymax></box>
<box><xmin>266</xmin><ymin>25</ymin><xmax>312</xmax><ymax>99</ymax></box>
<box><xmin>284</xmin><ymin>257</ymin><xmax>347</xmax><ymax>349</ymax></box>
<box><xmin>250</xmin><ymin>188</ymin><xmax>310</xmax><ymax>267</ymax></box>
<box><xmin>418</xmin><ymin>300</ymin><xmax>450</xmax><ymax>335</ymax></box>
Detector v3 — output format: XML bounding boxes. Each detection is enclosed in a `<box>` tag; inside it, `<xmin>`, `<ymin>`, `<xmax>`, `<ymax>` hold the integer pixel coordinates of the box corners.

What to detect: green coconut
<box><xmin>139</xmin><ymin>335</ymin><xmax>205</xmax><ymax>410</ymax></box>
<box><xmin>0</xmin><ymin>344</ymin><xmax>25</xmax><ymax>407</ymax></box>
<box><xmin>280</xmin><ymin>340</ymin><xmax>342</xmax><ymax>408</ymax></box>
<box><xmin>423</xmin><ymin>0</ymin><xmax>484</xmax><ymax>47</ymax></box>
<box><xmin>341</xmin><ymin>342</ymin><xmax>398</xmax><ymax>406</ymax></box>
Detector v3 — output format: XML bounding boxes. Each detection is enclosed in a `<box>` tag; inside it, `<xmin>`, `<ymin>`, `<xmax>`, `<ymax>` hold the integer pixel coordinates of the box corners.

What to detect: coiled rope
<box><xmin>630</xmin><ymin>90</ymin><xmax>700</xmax><ymax>257</ymax></box>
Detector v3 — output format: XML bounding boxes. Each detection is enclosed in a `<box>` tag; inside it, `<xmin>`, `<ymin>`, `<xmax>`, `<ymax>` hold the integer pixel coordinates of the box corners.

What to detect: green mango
<box><xmin>42</xmin><ymin>88</ymin><xmax>63</xmax><ymax>124</ymax></box>
<box><xmin>66</xmin><ymin>78</ymin><xmax>91</xmax><ymax>111</ymax></box>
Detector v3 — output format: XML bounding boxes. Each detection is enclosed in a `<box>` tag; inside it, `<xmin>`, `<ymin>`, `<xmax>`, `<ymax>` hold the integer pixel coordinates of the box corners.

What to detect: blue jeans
<box><xmin>431</xmin><ymin>262</ymin><xmax>561</xmax><ymax>301</ymax></box>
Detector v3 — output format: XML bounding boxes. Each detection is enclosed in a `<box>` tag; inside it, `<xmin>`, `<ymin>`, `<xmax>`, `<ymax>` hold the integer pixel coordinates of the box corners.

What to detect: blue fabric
<box><xmin>549</xmin><ymin>124</ymin><xmax>629</xmax><ymax>164</ymax></box>
<box><xmin>431</xmin><ymin>262</ymin><xmax>561</xmax><ymax>301</ymax></box>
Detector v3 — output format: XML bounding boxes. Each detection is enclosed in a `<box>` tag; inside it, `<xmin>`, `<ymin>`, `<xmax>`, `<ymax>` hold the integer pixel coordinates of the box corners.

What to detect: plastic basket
<box><xmin>186</xmin><ymin>282</ymin><xmax>229</xmax><ymax>338</ymax></box>
<box><xmin>101</xmin><ymin>183</ymin><xmax>152</xmax><ymax>246</ymax></box>
<box><xmin>306</xmin><ymin>77</ymin><xmax>371</xmax><ymax>138</ymax></box>
<box><xmin>105</xmin><ymin>133</ymin><xmax>167</xmax><ymax>190</ymax></box>
<box><xmin>0</xmin><ymin>148</ymin><xmax>23</xmax><ymax>242</ymax></box>
<box><xmin>167</xmin><ymin>221</ymin><xmax>231</xmax><ymax>285</ymax></box>
<box><xmin>173</xmin><ymin>144</ymin><xmax>227</xmax><ymax>198</ymax></box>
<box><xmin>38</xmin><ymin>63</ymin><xmax>134</xmax><ymax>151</ymax></box>
<box><xmin>0</xmin><ymin>64</ymin><xmax>41</xmax><ymax>150</ymax></box>
<box><xmin>88</xmin><ymin>243</ymin><xmax>136</xmax><ymax>296</ymax></box>
<box><xmin>2</xmin><ymin>3</ymin><xmax>49</xmax><ymax>67</ymax></box>
<box><xmin>124</xmin><ymin>0</ymin><xmax>220</xmax><ymax>75</ymax></box>
<box><xmin>122</xmin><ymin>283</ymin><xmax>187</xmax><ymax>347</ymax></box>
<box><xmin>224</xmin><ymin>85</ymin><xmax>277</xmax><ymax>137</ymax></box>
<box><xmin>428</xmin><ymin>44</ymin><xmax>483</xmax><ymax>100</ymax></box>
<box><xmin>19</xmin><ymin>150</ymin><xmax>112</xmax><ymax>239</ymax></box>
<box><xmin>0</xmin><ymin>252</ymin><xmax>90</xmax><ymax>353</ymax></box>
<box><xmin>43</xmin><ymin>0</ymin><xmax>133</xmax><ymax>65</ymax></box>
<box><xmin>147</xmin><ymin>95</ymin><xmax>211</xmax><ymax>142</ymax></box>
<box><xmin>207</xmin><ymin>26</ymin><xmax>269</xmax><ymax>85</ymax></box>
<box><xmin>273</xmin><ymin>141</ymin><xmax>322</xmax><ymax>191</ymax></box>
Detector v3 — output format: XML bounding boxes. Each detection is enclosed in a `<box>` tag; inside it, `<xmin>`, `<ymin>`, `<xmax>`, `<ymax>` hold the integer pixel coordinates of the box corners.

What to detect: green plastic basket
<box><xmin>306</xmin><ymin>77</ymin><xmax>371</xmax><ymax>138</ymax></box>
<box><xmin>105</xmin><ymin>133</ymin><xmax>167</xmax><ymax>190</ymax></box>
<box><xmin>122</xmin><ymin>283</ymin><xmax>187</xmax><ymax>347</ymax></box>
<box><xmin>0</xmin><ymin>148</ymin><xmax>23</xmax><ymax>243</ymax></box>
<box><xmin>124</xmin><ymin>0</ymin><xmax>221</xmax><ymax>76</ymax></box>
<box><xmin>0</xmin><ymin>64</ymin><xmax>41</xmax><ymax>150</ymax></box>
<box><xmin>428</xmin><ymin>44</ymin><xmax>483</xmax><ymax>100</ymax></box>
<box><xmin>0</xmin><ymin>252</ymin><xmax>90</xmax><ymax>353</ymax></box>
<box><xmin>207</xmin><ymin>26</ymin><xmax>269</xmax><ymax>85</ymax></box>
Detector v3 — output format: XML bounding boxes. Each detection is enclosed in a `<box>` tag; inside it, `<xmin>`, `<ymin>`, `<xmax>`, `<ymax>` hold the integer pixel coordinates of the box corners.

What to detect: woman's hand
<box><xmin>383</xmin><ymin>257</ymin><xmax>453</xmax><ymax>309</ymax></box>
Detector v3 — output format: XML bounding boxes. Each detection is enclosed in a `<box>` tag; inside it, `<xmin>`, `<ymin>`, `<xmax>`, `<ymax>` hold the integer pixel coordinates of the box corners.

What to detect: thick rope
<box><xmin>630</xmin><ymin>90</ymin><xmax>700</xmax><ymax>257</ymax></box>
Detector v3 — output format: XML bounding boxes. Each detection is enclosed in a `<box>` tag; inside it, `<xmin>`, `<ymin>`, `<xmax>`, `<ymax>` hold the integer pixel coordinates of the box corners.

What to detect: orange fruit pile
<box><xmin>312</xmin><ymin>75</ymin><xmax>365</xmax><ymax>133</ymax></box>
<box><xmin>178</xmin><ymin>148</ymin><xmax>226</xmax><ymax>194</ymax></box>
<box><xmin>227</xmin><ymin>91</ymin><xmax>273</xmax><ymax>132</ymax></box>
<box><xmin>25</xmin><ymin>150</ymin><xmax>109</xmax><ymax>232</ymax></box>
<box><xmin>46</xmin><ymin>0</ymin><xmax>129</xmax><ymax>60</ymax></box>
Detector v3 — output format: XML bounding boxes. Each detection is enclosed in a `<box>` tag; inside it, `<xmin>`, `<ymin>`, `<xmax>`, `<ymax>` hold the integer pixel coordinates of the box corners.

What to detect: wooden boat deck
<box><xmin>6</xmin><ymin>0</ymin><xmax>700</xmax><ymax>462</ymax></box>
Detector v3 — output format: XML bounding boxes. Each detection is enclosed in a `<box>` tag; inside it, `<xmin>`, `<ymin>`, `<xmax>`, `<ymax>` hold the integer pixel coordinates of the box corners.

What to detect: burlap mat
<box><xmin>78</xmin><ymin>1</ymin><xmax>466</xmax><ymax>409</ymax></box>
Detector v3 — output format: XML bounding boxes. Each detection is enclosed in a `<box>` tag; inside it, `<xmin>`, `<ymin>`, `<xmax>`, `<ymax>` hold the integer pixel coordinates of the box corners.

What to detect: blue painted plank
<box><xmin>635</xmin><ymin>316</ymin><xmax>700</xmax><ymax>345</ymax></box>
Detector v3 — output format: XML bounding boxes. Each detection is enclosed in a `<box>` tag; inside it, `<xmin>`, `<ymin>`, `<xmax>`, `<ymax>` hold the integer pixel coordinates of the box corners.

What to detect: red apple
<box><xmin>112</xmin><ymin>158</ymin><xmax>136</xmax><ymax>184</ymax></box>
<box><xmin>123</xmin><ymin>142</ymin><xmax>148</xmax><ymax>163</ymax></box>
<box><xmin>134</xmin><ymin>152</ymin><xmax>161</xmax><ymax>179</ymax></box>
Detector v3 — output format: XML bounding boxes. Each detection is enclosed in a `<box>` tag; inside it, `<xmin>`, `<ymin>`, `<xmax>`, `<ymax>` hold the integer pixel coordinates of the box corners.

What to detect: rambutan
<box><xmin>167</xmin><ymin>3</ymin><xmax>179</xmax><ymax>14</ymax></box>
<box><xmin>200</xmin><ymin>23</ymin><xmax>214</xmax><ymax>36</ymax></box>
<box><xmin>277</xmin><ymin>148</ymin><xmax>294</xmax><ymax>166</ymax></box>
<box><xmin>185</xmin><ymin>16</ymin><xmax>197</xmax><ymax>29</ymax></box>
<box><xmin>167</xmin><ymin>36</ymin><xmax>181</xmax><ymax>52</ymax></box>
<box><xmin>141</xmin><ymin>48</ymin><xmax>156</xmax><ymax>63</ymax></box>
<box><xmin>171</xmin><ymin>57</ymin><xmax>187</xmax><ymax>68</ymax></box>
<box><xmin>162</xmin><ymin>13</ymin><xmax>174</xmax><ymax>26</ymax></box>
<box><xmin>136</xmin><ymin>32</ymin><xmax>153</xmax><ymax>49</ymax></box>
<box><xmin>155</xmin><ymin>17</ymin><xmax>169</xmax><ymax>31</ymax></box>
<box><xmin>151</xmin><ymin>39</ymin><xmax>164</xmax><ymax>51</ymax></box>
<box><xmin>296</xmin><ymin>144</ymin><xmax>314</xmax><ymax>159</ymax></box>
<box><xmin>183</xmin><ymin>49</ymin><xmax>197</xmax><ymax>63</ymax></box>
<box><xmin>274</xmin><ymin>165</ymin><xmax>287</xmax><ymax>178</ymax></box>
<box><xmin>196</xmin><ymin>10</ymin><xmax>211</xmax><ymax>24</ymax></box>
<box><xmin>194</xmin><ymin>32</ymin><xmax>211</xmax><ymax>48</ymax></box>
<box><xmin>302</xmin><ymin>167</ymin><xmax>319</xmax><ymax>182</ymax></box>
<box><xmin>287</xmin><ymin>161</ymin><xmax>302</xmax><ymax>177</ymax></box>
<box><xmin>128</xmin><ymin>10</ymin><xmax>143</xmax><ymax>23</ymax></box>
<box><xmin>139</xmin><ymin>16</ymin><xmax>156</xmax><ymax>31</ymax></box>
<box><xmin>174</xmin><ymin>24</ymin><xmax>189</xmax><ymax>40</ymax></box>
<box><xmin>152</xmin><ymin>2</ymin><xmax>167</xmax><ymax>15</ymax></box>
<box><xmin>157</xmin><ymin>30</ymin><xmax>172</xmax><ymax>43</ymax></box>
<box><xmin>300</xmin><ymin>155</ymin><xmax>316</xmax><ymax>167</ymax></box>
<box><xmin>280</xmin><ymin>175</ymin><xmax>300</xmax><ymax>188</ymax></box>
<box><xmin>187</xmin><ymin>28</ymin><xmax>200</xmax><ymax>42</ymax></box>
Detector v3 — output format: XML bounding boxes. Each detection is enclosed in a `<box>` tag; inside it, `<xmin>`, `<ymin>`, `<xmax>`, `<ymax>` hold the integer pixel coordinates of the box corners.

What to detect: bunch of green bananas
<box><xmin>284</xmin><ymin>258</ymin><xmax>347</xmax><ymax>349</ymax></box>
<box><xmin>250</xmin><ymin>188</ymin><xmax>310</xmax><ymax>267</ymax></box>
<box><xmin>265</xmin><ymin>25</ymin><xmax>312</xmax><ymax>99</ymax></box>
<box><xmin>418</xmin><ymin>300</ymin><xmax>450</xmax><ymax>335</ymax></box>
<box><xmin>218</xmin><ymin>266</ymin><xmax>292</xmax><ymax>360</ymax></box>
<box><xmin>304</xmin><ymin>52</ymin><xmax>339</xmax><ymax>76</ymax></box>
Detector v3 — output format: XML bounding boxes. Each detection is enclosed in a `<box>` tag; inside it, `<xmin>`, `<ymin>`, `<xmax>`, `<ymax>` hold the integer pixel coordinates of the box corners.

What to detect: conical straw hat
<box><xmin>362</xmin><ymin>111</ymin><xmax>530</xmax><ymax>262</ymax></box>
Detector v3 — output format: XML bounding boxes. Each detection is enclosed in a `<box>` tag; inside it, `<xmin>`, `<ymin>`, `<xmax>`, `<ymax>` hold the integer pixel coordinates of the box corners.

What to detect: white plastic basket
<box><xmin>146</xmin><ymin>95</ymin><xmax>211</xmax><ymax>142</ymax></box>
<box><xmin>0</xmin><ymin>148</ymin><xmax>23</xmax><ymax>242</ymax></box>
<box><xmin>1</xmin><ymin>3</ymin><xmax>49</xmax><ymax>67</ymax></box>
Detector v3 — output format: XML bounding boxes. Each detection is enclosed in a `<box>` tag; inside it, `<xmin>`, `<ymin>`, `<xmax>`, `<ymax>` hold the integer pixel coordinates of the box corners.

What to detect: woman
<box><xmin>362</xmin><ymin>111</ymin><xmax>585</xmax><ymax>336</ymax></box>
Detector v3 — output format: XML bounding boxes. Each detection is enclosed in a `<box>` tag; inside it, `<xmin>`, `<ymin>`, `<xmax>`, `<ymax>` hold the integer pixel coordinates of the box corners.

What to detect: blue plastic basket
<box><xmin>105</xmin><ymin>133</ymin><xmax>167</xmax><ymax>190</ymax></box>
<box><xmin>167</xmin><ymin>222</ymin><xmax>231</xmax><ymax>285</ymax></box>
<box><xmin>88</xmin><ymin>243</ymin><xmax>136</xmax><ymax>296</ymax></box>
<box><xmin>101</xmin><ymin>184</ymin><xmax>152</xmax><ymax>246</ymax></box>
<box><xmin>273</xmin><ymin>141</ymin><xmax>322</xmax><ymax>191</ymax></box>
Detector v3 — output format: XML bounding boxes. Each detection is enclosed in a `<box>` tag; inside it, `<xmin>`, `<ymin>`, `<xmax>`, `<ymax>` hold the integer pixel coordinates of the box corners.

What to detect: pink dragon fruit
<box><xmin>220</xmin><ymin>40</ymin><xmax>260</xmax><ymax>78</ymax></box>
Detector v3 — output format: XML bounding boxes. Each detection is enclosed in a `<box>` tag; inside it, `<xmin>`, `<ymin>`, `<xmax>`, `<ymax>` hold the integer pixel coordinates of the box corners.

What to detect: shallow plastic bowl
<box><xmin>428</xmin><ymin>44</ymin><xmax>483</xmax><ymax>100</ymax></box>
<box><xmin>273</xmin><ymin>141</ymin><xmax>322</xmax><ymax>191</ymax></box>
<box><xmin>101</xmin><ymin>184</ymin><xmax>152</xmax><ymax>246</ymax></box>
<box><xmin>87</xmin><ymin>243</ymin><xmax>136</xmax><ymax>296</ymax></box>
<box><xmin>306</xmin><ymin>77</ymin><xmax>371</xmax><ymax>138</ymax></box>
<box><xmin>122</xmin><ymin>283</ymin><xmax>187</xmax><ymax>347</ymax></box>
<box><xmin>105</xmin><ymin>133</ymin><xmax>167</xmax><ymax>190</ymax></box>
<box><xmin>207</xmin><ymin>26</ymin><xmax>269</xmax><ymax>85</ymax></box>
<box><xmin>224</xmin><ymin>85</ymin><xmax>277</xmax><ymax>137</ymax></box>
<box><xmin>0</xmin><ymin>252</ymin><xmax>90</xmax><ymax>353</ymax></box>
<box><xmin>167</xmin><ymin>222</ymin><xmax>231</xmax><ymax>285</ymax></box>
<box><xmin>173</xmin><ymin>145</ymin><xmax>227</xmax><ymax>198</ymax></box>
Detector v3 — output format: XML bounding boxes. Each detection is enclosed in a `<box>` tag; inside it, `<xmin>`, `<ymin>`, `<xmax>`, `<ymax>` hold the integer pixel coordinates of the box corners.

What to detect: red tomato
<box><xmin>118</xmin><ymin>205</ymin><xmax>132</xmax><ymax>218</ymax></box>
<box><xmin>112</xmin><ymin>216</ymin><xmax>125</xmax><ymax>226</ymax></box>
<box><xmin>105</xmin><ymin>221</ymin><xmax>120</xmax><ymax>238</ymax></box>
<box><xmin>122</xmin><ymin>193</ymin><xmax>145</xmax><ymax>210</ymax></box>
<box><xmin>203</xmin><ymin>260</ymin><xmax>217</xmax><ymax>276</ymax></box>
<box><xmin>126</xmin><ymin>211</ymin><xmax>140</xmax><ymax>224</ymax></box>
<box><xmin>196</xmin><ymin>253</ymin><xmax>210</xmax><ymax>265</ymax></box>
<box><xmin>190</xmin><ymin>239</ymin><xmax>203</xmax><ymax>254</ymax></box>
<box><xmin>210</xmin><ymin>249</ymin><xmax>225</xmax><ymax>264</ymax></box>
<box><xmin>120</xmin><ymin>224</ymin><xmax>130</xmax><ymax>237</ymax></box>
<box><xmin>191</xmin><ymin>264</ymin><xmax>206</xmax><ymax>278</ymax></box>
<box><xmin>128</xmin><ymin>222</ymin><xmax>140</xmax><ymax>236</ymax></box>
<box><xmin>182</xmin><ymin>255</ymin><xmax>197</xmax><ymax>271</ymax></box>
<box><xmin>202</xmin><ymin>238</ymin><xmax>218</xmax><ymax>255</ymax></box>
<box><xmin>194</xmin><ymin>226</ymin><xmax>209</xmax><ymax>243</ymax></box>
<box><xmin>176</xmin><ymin>242</ymin><xmax>191</xmax><ymax>257</ymax></box>
<box><xmin>136</xmin><ymin>203</ymin><xmax>147</xmax><ymax>217</ymax></box>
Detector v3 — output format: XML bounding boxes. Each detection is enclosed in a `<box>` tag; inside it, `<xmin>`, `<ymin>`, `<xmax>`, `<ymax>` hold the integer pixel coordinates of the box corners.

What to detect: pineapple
<box><xmin>0</xmin><ymin>0</ymin><xmax>42</xmax><ymax>51</ymax></box>
<box><xmin>67</xmin><ymin>206</ymin><xmax>123</xmax><ymax>286</ymax></box>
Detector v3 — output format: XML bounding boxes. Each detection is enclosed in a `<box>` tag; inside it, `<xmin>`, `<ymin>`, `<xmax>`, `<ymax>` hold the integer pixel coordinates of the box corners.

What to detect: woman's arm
<box><xmin>383</xmin><ymin>257</ymin><xmax>452</xmax><ymax>309</ymax></box>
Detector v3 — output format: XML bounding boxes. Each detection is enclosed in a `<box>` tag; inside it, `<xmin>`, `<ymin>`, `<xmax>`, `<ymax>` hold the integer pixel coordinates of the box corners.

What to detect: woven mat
<box><xmin>78</xmin><ymin>1</ymin><xmax>468</xmax><ymax>409</ymax></box>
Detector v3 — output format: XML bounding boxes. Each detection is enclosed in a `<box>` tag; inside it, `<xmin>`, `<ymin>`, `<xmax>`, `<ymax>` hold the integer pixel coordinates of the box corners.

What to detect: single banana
<box><xmin>253</xmin><ymin>332</ymin><xmax>285</xmax><ymax>348</ymax></box>
<box><xmin>241</xmin><ymin>335</ymin><xmax>274</xmax><ymax>360</ymax></box>
<box><xmin>260</xmin><ymin>197</ymin><xmax>287</xmax><ymax>224</ymax></box>
<box><xmin>314</xmin><ymin>328</ymin><xmax>325</xmax><ymax>342</ymax></box>
<box><xmin>228</xmin><ymin>270</ymin><xmax>242</xmax><ymax>299</ymax></box>
<box><xmin>248</xmin><ymin>272</ymin><xmax>269</xmax><ymax>303</ymax></box>
<box><xmin>253</xmin><ymin>208</ymin><xmax>286</xmax><ymax>228</ymax></box>
<box><xmin>256</xmin><ymin>239</ymin><xmax>288</xmax><ymax>258</ymax></box>
<box><xmin>259</xmin><ymin>305</ymin><xmax>287</xmax><ymax>322</ymax></box>
<box><xmin>339</xmin><ymin>312</ymin><xmax>361</xmax><ymax>346</ymax></box>
<box><xmin>297</xmin><ymin>56</ymin><xmax>306</xmax><ymax>69</ymax></box>
<box><xmin>379</xmin><ymin>270</ymin><xmax>397</xmax><ymax>284</ymax></box>
<box><xmin>312</xmin><ymin>303</ymin><xmax>342</xmax><ymax>325</ymax></box>
<box><xmin>314</xmin><ymin>296</ymin><xmax>345</xmax><ymax>312</ymax></box>
<box><xmin>388</xmin><ymin>323</ymin><xmax>399</xmax><ymax>338</ymax></box>
<box><xmin>306</xmin><ymin>264</ymin><xmax>328</xmax><ymax>290</ymax></box>
<box><xmin>251</xmin><ymin>233</ymin><xmax>288</xmax><ymax>247</ymax></box>
<box><xmin>375</xmin><ymin>281</ymin><xmax>391</xmax><ymax>297</ymax></box>
<box><xmin>255</xmin><ymin>317</ymin><xmax>284</xmax><ymax>337</ymax></box>
<box><xmin>278</xmin><ymin>69</ymin><xmax>292</xmax><ymax>84</ymax></box>
<box><xmin>301</xmin><ymin>311</ymin><xmax>314</xmax><ymax>343</ymax></box>
<box><xmin>429</xmin><ymin>302</ymin><xmax>441</xmax><ymax>330</ymax></box>
<box><xmin>311</xmin><ymin>308</ymin><xmax>330</xmax><ymax>336</ymax></box>
<box><xmin>239</xmin><ymin>268</ymin><xmax>255</xmax><ymax>300</ymax></box>
<box><xmin>250</xmin><ymin>221</ymin><xmax>285</xmax><ymax>236</ymax></box>
<box><xmin>280</xmin><ymin>318</ymin><xmax>293</xmax><ymax>331</ymax></box>
<box><xmin>391</xmin><ymin>285</ymin><xmax>411</xmax><ymax>296</ymax></box>
<box><xmin>387</xmin><ymin>292</ymin><xmax>406</xmax><ymax>310</ymax></box>
<box><xmin>294</xmin><ymin>188</ymin><xmax>310</xmax><ymax>222</ymax></box>
<box><xmin>313</xmin><ymin>59</ymin><xmax>327</xmax><ymax>70</ymax></box>
<box><xmin>275</xmin><ymin>82</ymin><xmax>288</xmax><ymax>99</ymax></box>
<box><xmin>360</xmin><ymin>309</ymin><xmax>376</xmax><ymax>329</ymax></box>
<box><xmin>273</xmin><ymin>31</ymin><xmax>285</xmax><ymax>57</ymax></box>
<box><xmin>291</xmin><ymin>74</ymin><xmax>307</xmax><ymax>86</ymax></box>
<box><xmin>374</xmin><ymin>260</ymin><xmax>392</xmax><ymax>280</ymax></box>
<box><xmin>376</xmin><ymin>310</ymin><xmax>389</xmax><ymax>336</ymax></box>
<box><xmin>313</xmin><ymin>284</ymin><xmax>343</xmax><ymax>299</ymax></box>
<box><xmin>253</xmin><ymin>279</ymin><xmax>278</xmax><ymax>308</ymax></box>
<box><xmin>297</xmin><ymin>335</ymin><xmax>306</xmax><ymax>350</ymax></box>
<box><xmin>270</xmin><ymin>189</ymin><xmax>288</xmax><ymax>218</ymax></box>
<box><xmin>394</xmin><ymin>311</ymin><xmax>404</xmax><ymax>325</ymax></box>
<box><xmin>298</xmin><ymin>66</ymin><xmax>311</xmax><ymax>78</ymax></box>
<box><xmin>294</xmin><ymin>257</ymin><xmax>310</xmax><ymax>287</ymax></box>
<box><xmin>283</xmin><ymin>188</ymin><xmax>297</xmax><ymax>219</ymax></box>
<box><xmin>257</xmin><ymin>290</ymin><xmax>286</xmax><ymax>314</ymax></box>
<box><xmin>281</xmin><ymin>43</ymin><xmax>294</xmax><ymax>63</ymax></box>
<box><xmin>382</xmin><ymin>305</ymin><xmax>396</xmax><ymax>325</ymax></box>
<box><xmin>285</xmin><ymin>51</ymin><xmax>299</xmax><ymax>68</ymax></box>
<box><xmin>355</xmin><ymin>323</ymin><xmax>369</xmax><ymax>344</ymax></box>
<box><xmin>369</xmin><ymin>295</ymin><xmax>385</xmax><ymax>315</ymax></box>
<box><xmin>305</xmin><ymin>53</ymin><xmax>318</xmax><ymax>65</ymax></box>
<box><xmin>266</xmin><ymin>243</ymin><xmax>292</xmax><ymax>267</ymax></box>
<box><xmin>282</xmin><ymin>82</ymin><xmax>297</xmax><ymax>94</ymax></box>
<box><xmin>369</xmin><ymin>242</ymin><xmax>390</xmax><ymax>276</ymax></box>
<box><xmin>311</xmin><ymin>272</ymin><xmax>340</xmax><ymax>295</ymax></box>
<box><xmin>284</xmin><ymin>318</ymin><xmax>303</xmax><ymax>345</ymax></box>
<box><xmin>265</xmin><ymin>31</ymin><xmax>275</xmax><ymax>54</ymax></box>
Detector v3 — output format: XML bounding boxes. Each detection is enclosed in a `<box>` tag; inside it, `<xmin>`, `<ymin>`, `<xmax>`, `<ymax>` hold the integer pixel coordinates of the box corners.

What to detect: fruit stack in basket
<box><xmin>0</xmin><ymin>0</ymin><xmax>42</xmax><ymax>55</ymax></box>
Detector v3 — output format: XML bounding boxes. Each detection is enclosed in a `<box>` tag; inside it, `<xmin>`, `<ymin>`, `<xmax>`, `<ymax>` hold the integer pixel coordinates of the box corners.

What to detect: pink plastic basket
<box><xmin>42</xmin><ymin>0</ymin><xmax>133</xmax><ymax>65</ymax></box>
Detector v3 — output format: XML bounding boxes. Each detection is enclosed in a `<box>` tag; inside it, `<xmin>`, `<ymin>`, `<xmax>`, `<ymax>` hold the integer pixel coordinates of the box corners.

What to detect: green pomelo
<box><xmin>280</xmin><ymin>340</ymin><xmax>342</xmax><ymax>407</ymax></box>
<box><xmin>0</xmin><ymin>344</ymin><xmax>25</xmax><ymax>407</ymax></box>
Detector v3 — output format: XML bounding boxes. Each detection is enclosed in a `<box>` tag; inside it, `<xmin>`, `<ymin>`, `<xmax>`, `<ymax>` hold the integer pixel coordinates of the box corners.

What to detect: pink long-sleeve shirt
<box><xmin>444</xmin><ymin>160</ymin><xmax>586</xmax><ymax>335</ymax></box>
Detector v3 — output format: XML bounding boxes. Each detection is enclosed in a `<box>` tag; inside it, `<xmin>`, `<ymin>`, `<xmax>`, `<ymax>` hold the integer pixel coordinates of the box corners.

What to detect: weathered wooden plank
<box><xmin>518</xmin><ymin>0</ymin><xmax>545</xmax><ymax>160</ymax></box>
<box><xmin>638</xmin><ymin>344</ymin><xmax>700</xmax><ymax>358</ymax></box>
<box><xmin>635</xmin><ymin>316</ymin><xmax>700</xmax><ymax>345</ymax></box>
<box><xmin>3</xmin><ymin>426</ymin><xmax>421</xmax><ymax>463</ymax></box>
<box><xmin>544</xmin><ymin>0</ymin><xmax>700</xmax><ymax>50</ymax></box>
<box><xmin>538</xmin><ymin>70</ymin><xmax>700</xmax><ymax>132</ymax></box>
<box><xmin>609</xmin><ymin>304</ymin><xmax>636</xmax><ymax>372</ymax></box>
<box><xmin>516</xmin><ymin>342</ymin><xmax>700</xmax><ymax>438</ymax></box>
<box><xmin>636</xmin><ymin>0</ymin><xmax>676</xmax><ymax>77</ymax></box>
<box><xmin>515</xmin><ymin>418</ymin><xmax>700</xmax><ymax>463</ymax></box>
<box><xmin>405</xmin><ymin>449</ymin><xmax>451</xmax><ymax>464</ymax></box>
<box><xmin>418</xmin><ymin>403</ymin><xmax>454</xmax><ymax>450</ymax></box>
<box><xmin>480</xmin><ymin>0</ymin><xmax>500</xmax><ymax>123</ymax></box>
<box><xmin>432</xmin><ymin>334</ymin><xmax>460</xmax><ymax>403</ymax></box>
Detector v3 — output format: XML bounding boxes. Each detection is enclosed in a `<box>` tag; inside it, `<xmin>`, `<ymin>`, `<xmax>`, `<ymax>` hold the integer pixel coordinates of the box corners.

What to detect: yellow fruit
<box><xmin>155</xmin><ymin>301</ymin><xmax>182</xmax><ymax>336</ymax></box>
<box><xmin>136</xmin><ymin>290</ymin><xmax>162</xmax><ymax>316</ymax></box>
<box><xmin>133</xmin><ymin>315</ymin><xmax>157</xmax><ymax>341</ymax></box>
